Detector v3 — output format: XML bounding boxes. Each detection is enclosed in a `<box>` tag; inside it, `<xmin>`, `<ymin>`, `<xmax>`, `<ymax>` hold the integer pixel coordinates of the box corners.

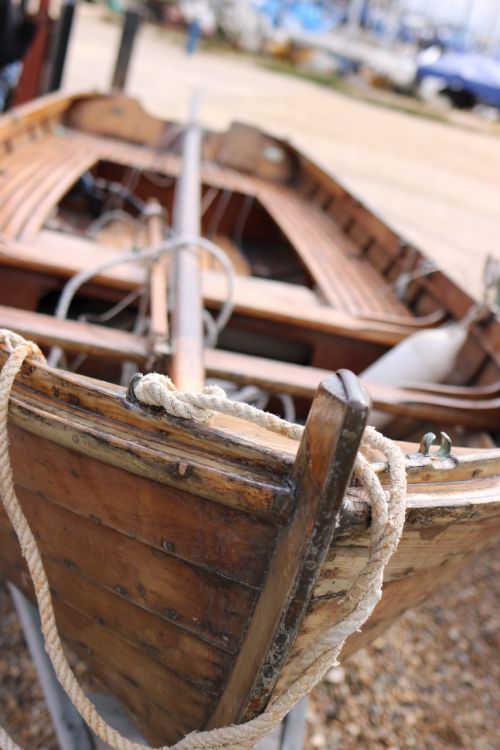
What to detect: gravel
<box><xmin>0</xmin><ymin>544</ymin><xmax>498</xmax><ymax>749</ymax></box>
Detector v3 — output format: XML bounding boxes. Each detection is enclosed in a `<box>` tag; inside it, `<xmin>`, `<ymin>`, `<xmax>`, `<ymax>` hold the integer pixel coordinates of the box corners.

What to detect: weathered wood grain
<box><xmin>0</xmin><ymin>485</ymin><xmax>256</xmax><ymax>650</ymax></box>
<box><xmin>9</xmin><ymin>423</ymin><xmax>276</xmax><ymax>588</ymax></box>
<box><xmin>208</xmin><ymin>372</ymin><xmax>369</xmax><ymax>727</ymax></box>
<box><xmin>274</xmin><ymin>468</ymin><xmax>500</xmax><ymax>699</ymax></box>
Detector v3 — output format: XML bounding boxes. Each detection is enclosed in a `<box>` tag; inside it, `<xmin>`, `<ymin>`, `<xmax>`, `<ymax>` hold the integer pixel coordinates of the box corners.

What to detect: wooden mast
<box><xmin>169</xmin><ymin>94</ymin><xmax>205</xmax><ymax>392</ymax></box>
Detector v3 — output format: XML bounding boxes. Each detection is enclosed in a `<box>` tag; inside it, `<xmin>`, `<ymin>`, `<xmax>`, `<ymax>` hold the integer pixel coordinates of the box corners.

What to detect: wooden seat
<box><xmin>0</xmin><ymin>231</ymin><xmax>423</xmax><ymax>349</ymax></box>
<box><xmin>259</xmin><ymin>188</ymin><xmax>412</xmax><ymax>318</ymax></box>
<box><xmin>71</xmin><ymin>130</ymin><xmax>264</xmax><ymax>198</ymax></box>
<box><xmin>0</xmin><ymin>304</ymin><xmax>498</xmax><ymax>430</ymax></box>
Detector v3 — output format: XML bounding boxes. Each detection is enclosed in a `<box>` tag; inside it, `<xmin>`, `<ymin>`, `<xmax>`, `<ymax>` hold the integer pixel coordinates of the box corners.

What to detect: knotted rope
<box><xmin>0</xmin><ymin>330</ymin><xmax>407</xmax><ymax>750</ymax></box>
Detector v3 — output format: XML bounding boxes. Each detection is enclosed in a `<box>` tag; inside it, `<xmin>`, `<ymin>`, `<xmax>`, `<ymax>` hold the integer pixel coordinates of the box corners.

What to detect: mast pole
<box><xmin>170</xmin><ymin>94</ymin><xmax>205</xmax><ymax>392</ymax></box>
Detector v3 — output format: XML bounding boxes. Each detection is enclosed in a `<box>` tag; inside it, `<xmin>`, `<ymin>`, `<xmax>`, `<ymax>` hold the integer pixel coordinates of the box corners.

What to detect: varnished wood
<box><xmin>2</xmin><ymin>307</ymin><xmax>498</xmax><ymax>428</ymax></box>
<box><xmin>65</xmin><ymin>94</ymin><xmax>170</xmax><ymax>147</ymax></box>
<box><xmin>0</xmin><ymin>304</ymin><xmax>148</xmax><ymax>362</ymax></box>
<box><xmin>243</xmin><ymin>371</ymin><xmax>370</xmax><ymax>720</ymax></box>
<box><xmin>1</xmin><ymin>91</ymin><xmax>500</xmax><ymax>744</ymax></box>
<box><xmin>0</xmin><ymin>239</ymin><xmax>425</xmax><ymax>347</ymax></box>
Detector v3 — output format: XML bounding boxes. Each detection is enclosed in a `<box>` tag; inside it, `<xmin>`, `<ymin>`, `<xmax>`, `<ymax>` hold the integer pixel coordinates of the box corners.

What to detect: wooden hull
<box><xmin>0</xmin><ymin>349</ymin><xmax>499</xmax><ymax>742</ymax></box>
<box><xmin>0</xmin><ymin>92</ymin><xmax>499</xmax><ymax>743</ymax></box>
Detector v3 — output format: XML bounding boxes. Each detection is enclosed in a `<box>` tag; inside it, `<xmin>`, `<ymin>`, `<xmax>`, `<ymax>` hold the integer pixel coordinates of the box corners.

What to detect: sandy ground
<box><xmin>64</xmin><ymin>5</ymin><xmax>500</xmax><ymax>301</ymax></box>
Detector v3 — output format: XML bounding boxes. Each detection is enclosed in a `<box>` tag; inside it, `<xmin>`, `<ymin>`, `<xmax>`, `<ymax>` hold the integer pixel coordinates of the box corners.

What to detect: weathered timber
<box><xmin>209</xmin><ymin>372</ymin><xmax>370</xmax><ymax>726</ymax></box>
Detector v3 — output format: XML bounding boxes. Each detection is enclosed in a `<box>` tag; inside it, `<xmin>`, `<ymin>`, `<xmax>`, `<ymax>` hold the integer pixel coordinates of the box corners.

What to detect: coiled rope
<box><xmin>0</xmin><ymin>330</ymin><xmax>407</xmax><ymax>750</ymax></box>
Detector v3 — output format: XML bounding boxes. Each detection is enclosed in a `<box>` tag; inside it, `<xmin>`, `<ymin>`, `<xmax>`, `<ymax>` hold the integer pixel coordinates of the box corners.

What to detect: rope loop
<box><xmin>131</xmin><ymin>373</ymin><xmax>305</xmax><ymax>441</ymax></box>
<box><xmin>0</xmin><ymin>330</ymin><xmax>407</xmax><ymax>750</ymax></box>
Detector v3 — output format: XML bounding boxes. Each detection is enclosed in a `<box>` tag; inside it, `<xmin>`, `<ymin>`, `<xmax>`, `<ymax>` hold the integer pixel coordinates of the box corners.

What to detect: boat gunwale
<box><xmin>0</xmin><ymin>347</ymin><xmax>297</xmax><ymax>524</ymax></box>
<box><xmin>2</xmin><ymin>346</ymin><xmax>500</xmax><ymax>505</ymax></box>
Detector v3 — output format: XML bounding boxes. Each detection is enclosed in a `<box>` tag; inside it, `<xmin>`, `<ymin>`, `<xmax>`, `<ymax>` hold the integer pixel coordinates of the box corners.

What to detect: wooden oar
<box><xmin>169</xmin><ymin>94</ymin><xmax>204</xmax><ymax>392</ymax></box>
<box><xmin>147</xmin><ymin>199</ymin><xmax>170</xmax><ymax>371</ymax></box>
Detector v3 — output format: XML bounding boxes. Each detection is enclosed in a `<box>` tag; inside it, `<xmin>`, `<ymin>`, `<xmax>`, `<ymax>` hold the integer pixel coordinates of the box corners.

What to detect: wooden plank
<box><xmin>0</xmin><ymin>542</ymin><xmax>209</xmax><ymax>745</ymax></box>
<box><xmin>274</xmin><ymin>468</ymin><xmax>500</xmax><ymax>700</ymax></box>
<box><xmin>259</xmin><ymin>188</ymin><xmax>411</xmax><ymax>318</ymax></box>
<box><xmin>316</xmin><ymin>481</ymin><xmax>500</xmax><ymax>599</ymax></box>
<box><xmin>19</xmin><ymin>149</ymin><xmax>97</xmax><ymax>241</ymax></box>
<box><xmin>0</xmin><ymin>134</ymin><xmax>97</xmax><ymax>242</ymax></box>
<box><xmin>205</xmin><ymin>349</ymin><xmax>500</xmax><ymax>430</ymax></box>
<box><xmin>0</xmin><ymin>233</ymin><xmax>437</xmax><ymax>346</ymax></box>
<box><xmin>0</xmin><ymin>304</ymin><xmax>148</xmax><ymax>362</ymax></box>
<box><xmin>0</xmin><ymin>486</ymin><xmax>256</xmax><ymax>651</ymax></box>
<box><xmin>9</xmin><ymin>422</ymin><xmax>276</xmax><ymax>589</ymax></box>
<box><xmin>0</xmin><ymin>347</ymin><xmax>296</xmax><ymax>520</ymax></box>
<box><xmin>0</xmin><ymin>138</ymin><xmax>64</xmax><ymax>227</ymax></box>
<box><xmin>296</xmin><ymin>152</ymin><xmax>402</xmax><ymax>258</ymax></box>
<box><xmin>208</xmin><ymin>371</ymin><xmax>369</xmax><ymax>727</ymax></box>
<box><xmin>0</xmin><ymin>90</ymin><xmax>77</xmax><ymax>143</ymax></box>
<box><xmin>0</xmin><ymin>307</ymin><xmax>496</xmax><ymax>429</ymax></box>
<box><xmin>65</xmin><ymin>94</ymin><xmax>169</xmax><ymax>147</ymax></box>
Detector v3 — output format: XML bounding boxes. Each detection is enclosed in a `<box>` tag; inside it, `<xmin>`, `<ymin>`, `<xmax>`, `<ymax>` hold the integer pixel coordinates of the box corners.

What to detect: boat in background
<box><xmin>0</xmin><ymin>92</ymin><xmax>498</xmax><ymax>744</ymax></box>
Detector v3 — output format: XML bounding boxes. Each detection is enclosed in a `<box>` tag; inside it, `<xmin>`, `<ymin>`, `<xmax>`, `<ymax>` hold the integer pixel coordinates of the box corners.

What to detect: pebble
<box><xmin>307</xmin><ymin>544</ymin><xmax>500</xmax><ymax>749</ymax></box>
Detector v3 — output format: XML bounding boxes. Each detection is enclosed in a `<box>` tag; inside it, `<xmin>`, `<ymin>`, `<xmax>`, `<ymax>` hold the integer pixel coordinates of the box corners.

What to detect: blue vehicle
<box><xmin>417</xmin><ymin>51</ymin><xmax>500</xmax><ymax>109</ymax></box>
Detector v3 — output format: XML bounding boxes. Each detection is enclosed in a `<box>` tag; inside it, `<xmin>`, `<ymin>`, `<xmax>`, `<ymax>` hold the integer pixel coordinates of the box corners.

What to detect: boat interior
<box><xmin>0</xmin><ymin>92</ymin><xmax>499</xmax><ymax>450</ymax></box>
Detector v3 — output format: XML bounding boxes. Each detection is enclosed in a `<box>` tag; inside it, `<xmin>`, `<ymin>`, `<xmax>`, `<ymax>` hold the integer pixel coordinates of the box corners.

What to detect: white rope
<box><xmin>47</xmin><ymin>234</ymin><xmax>236</xmax><ymax>367</ymax></box>
<box><xmin>0</xmin><ymin>331</ymin><xmax>407</xmax><ymax>750</ymax></box>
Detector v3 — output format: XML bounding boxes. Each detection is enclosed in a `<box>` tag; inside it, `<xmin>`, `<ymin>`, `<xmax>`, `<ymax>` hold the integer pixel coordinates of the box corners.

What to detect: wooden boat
<box><xmin>0</xmin><ymin>92</ymin><xmax>499</xmax><ymax>745</ymax></box>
